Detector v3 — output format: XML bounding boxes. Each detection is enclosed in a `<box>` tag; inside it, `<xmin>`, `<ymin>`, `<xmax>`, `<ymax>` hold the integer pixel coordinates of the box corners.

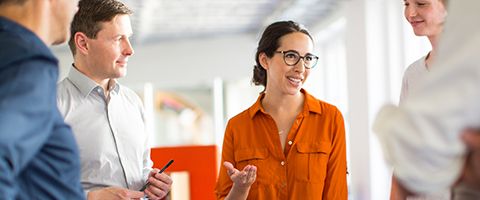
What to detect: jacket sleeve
<box><xmin>0</xmin><ymin>58</ymin><xmax>57</xmax><ymax>199</ymax></box>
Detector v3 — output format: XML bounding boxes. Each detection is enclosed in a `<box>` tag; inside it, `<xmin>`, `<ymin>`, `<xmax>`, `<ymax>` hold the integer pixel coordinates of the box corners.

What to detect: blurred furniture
<box><xmin>151</xmin><ymin>145</ymin><xmax>217</xmax><ymax>200</ymax></box>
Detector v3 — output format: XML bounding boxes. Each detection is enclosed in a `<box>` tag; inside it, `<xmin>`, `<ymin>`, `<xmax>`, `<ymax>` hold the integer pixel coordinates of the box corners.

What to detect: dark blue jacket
<box><xmin>0</xmin><ymin>17</ymin><xmax>84</xmax><ymax>200</ymax></box>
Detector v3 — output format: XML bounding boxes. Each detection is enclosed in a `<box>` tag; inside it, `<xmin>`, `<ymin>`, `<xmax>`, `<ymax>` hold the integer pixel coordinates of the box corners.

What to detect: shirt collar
<box><xmin>67</xmin><ymin>64</ymin><xmax>120</xmax><ymax>98</ymax></box>
<box><xmin>248</xmin><ymin>88</ymin><xmax>322</xmax><ymax>118</ymax></box>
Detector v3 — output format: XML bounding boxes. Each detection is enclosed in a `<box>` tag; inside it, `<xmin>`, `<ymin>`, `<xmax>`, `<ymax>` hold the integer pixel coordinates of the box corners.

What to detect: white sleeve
<box><xmin>374</xmin><ymin>0</ymin><xmax>480</xmax><ymax>194</ymax></box>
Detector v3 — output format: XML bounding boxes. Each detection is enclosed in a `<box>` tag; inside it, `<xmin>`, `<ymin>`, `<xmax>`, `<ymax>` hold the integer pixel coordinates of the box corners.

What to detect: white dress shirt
<box><xmin>374</xmin><ymin>0</ymin><xmax>480</xmax><ymax>194</ymax></box>
<box><xmin>57</xmin><ymin>66</ymin><xmax>152</xmax><ymax>193</ymax></box>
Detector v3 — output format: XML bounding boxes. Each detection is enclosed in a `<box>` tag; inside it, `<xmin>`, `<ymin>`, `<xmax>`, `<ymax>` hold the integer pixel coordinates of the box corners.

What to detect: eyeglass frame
<box><xmin>275</xmin><ymin>50</ymin><xmax>319</xmax><ymax>69</ymax></box>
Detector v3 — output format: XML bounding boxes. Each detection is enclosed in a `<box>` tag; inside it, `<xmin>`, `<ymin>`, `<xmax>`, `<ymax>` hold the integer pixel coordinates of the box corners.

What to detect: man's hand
<box><xmin>87</xmin><ymin>187</ymin><xmax>144</xmax><ymax>200</ymax></box>
<box><xmin>144</xmin><ymin>168</ymin><xmax>173</xmax><ymax>200</ymax></box>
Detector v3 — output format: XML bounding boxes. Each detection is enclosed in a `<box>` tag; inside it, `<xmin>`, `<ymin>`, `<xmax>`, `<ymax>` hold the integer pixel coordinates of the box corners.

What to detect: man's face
<box><xmin>85</xmin><ymin>14</ymin><xmax>134</xmax><ymax>81</ymax></box>
<box><xmin>51</xmin><ymin>0</ymin><xmax>79</xmax><ymax>45</ymax></box>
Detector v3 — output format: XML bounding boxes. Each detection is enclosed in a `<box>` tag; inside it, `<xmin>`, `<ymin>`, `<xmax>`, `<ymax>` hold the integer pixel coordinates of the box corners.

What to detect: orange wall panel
<box><xmin>151</xmin><ymin>145</ymin><xmax>217</xmax><ymax>200</ymax></box>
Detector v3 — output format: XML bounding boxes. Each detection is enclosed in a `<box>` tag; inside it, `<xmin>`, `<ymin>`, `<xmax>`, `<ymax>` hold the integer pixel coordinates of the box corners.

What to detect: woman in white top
<box><xmin>399</xmin><ymin>0</ymin><xmax>448</xmax><ymax>103</ymax></box>
<box><xmin>393</xmin><ymin>0</ymin><xmax>449</xmax><ymax>199</ymax></box>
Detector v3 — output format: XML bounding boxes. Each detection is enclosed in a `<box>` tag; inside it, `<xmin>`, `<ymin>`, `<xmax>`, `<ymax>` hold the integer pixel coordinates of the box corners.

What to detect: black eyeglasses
<box><xmin>275</xmin><ymin>50</ymin><xmax>319</xmax><ymax>69</ymax></box>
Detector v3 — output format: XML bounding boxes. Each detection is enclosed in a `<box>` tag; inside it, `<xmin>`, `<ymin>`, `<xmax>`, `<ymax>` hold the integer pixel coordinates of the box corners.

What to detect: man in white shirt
<box><xmin>57</xmin><ymin>0</ymin><xmax>172</xmax><ymax>199</ymax></box>
<box><xmin>374</xmin><ymin>0</ymin><xmax>480</xmax><ymax>198</ymax></box>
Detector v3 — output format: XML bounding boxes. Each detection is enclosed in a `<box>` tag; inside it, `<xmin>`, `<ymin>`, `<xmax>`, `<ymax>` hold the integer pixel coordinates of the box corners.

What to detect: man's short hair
<box><xmin>68</xmin><ymin>0</ymin><xmax>132</xmax><ymax>55</ymax></box>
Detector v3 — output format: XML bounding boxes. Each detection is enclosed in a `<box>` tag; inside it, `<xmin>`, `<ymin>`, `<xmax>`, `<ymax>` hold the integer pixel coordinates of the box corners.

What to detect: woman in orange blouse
<box><xmin>215</xmin><ymin>21</ymin><xmax>348</xmax><ymax>200</ymax></box>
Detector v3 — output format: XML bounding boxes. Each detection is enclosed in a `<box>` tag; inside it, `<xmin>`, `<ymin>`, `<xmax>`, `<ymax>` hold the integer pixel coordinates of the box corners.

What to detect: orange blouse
<box><xmin>215</xmin><ymin>89</ymin><xmax>348</xmax><ymax>200</ymax></box>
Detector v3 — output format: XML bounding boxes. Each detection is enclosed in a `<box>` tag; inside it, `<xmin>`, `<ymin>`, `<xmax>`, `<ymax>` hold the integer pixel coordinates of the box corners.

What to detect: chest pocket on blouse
<box><xmin>235</xmin><ymin>148</ymin><xmax>268</xmax><ymax>166</ymax></box>
<box><xmin>294</xmin><ymin>142</ymin><xmax>331</xmax><ymax>183</ymax></box>
<box><xmin>234</xmin><ymin>148</ymin><xmax>269</xmax><ymax>186</ymax></box>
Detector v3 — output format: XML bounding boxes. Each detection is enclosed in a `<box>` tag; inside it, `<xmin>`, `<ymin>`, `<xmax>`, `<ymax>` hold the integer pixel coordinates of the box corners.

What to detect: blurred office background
<box><xmin>52</xmin><ymin>0</ymin><xmax>431</xmax><ymax>199</ymax></box>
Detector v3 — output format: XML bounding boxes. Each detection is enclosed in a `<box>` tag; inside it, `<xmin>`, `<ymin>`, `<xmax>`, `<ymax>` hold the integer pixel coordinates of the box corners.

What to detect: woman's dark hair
<box><xmin>252</xmin><ymin>21</ymin><xmax>313</xmax><ymax>91</ymax></box>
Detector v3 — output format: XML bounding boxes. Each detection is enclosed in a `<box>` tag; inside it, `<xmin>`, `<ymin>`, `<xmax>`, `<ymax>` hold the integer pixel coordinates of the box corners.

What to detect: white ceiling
<box><xmin>53</xmin><ymin>0</ymin><xmax>345</xmax><ymax>89</ymax></box>
<box><xmin>123</xmin><ymin>0</ymin><xmax>342</xmax><ymax>44</ymax></box>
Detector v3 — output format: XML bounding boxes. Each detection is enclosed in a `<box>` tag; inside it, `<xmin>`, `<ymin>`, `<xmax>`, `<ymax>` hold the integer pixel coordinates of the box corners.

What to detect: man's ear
<box><xmin>259</xmin><ymin>52</ymin><xmax>270</xmax><ymax>70</ymax></box>
<box><xmin>74</xmin><ymin>32</ymin><xmax>89</xmax><ymax>55</ymax></box>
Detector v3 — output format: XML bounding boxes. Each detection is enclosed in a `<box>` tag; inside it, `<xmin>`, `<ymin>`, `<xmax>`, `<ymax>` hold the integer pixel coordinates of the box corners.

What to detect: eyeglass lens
<box><xmin>283</xmin><ymin>51</ymin><xmax>317</xmax><ymax>68</ymax></box>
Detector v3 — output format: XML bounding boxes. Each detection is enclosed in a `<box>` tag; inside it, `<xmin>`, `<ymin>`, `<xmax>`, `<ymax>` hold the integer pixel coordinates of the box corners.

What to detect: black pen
<box><xmin>140</xmin><ymin>159</ymin><xmax>174</xmax><ymax>191</ymax></box>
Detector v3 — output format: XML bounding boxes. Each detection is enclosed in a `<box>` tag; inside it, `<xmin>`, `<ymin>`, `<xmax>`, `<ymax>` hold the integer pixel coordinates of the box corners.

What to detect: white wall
<box><xmin>53</xmin><ymin>34</ymin><xmax>258</xmax><ymax>90</ymax></box>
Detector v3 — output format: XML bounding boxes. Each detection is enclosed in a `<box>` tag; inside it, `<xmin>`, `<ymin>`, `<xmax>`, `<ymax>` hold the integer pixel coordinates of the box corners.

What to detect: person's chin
<box><xmin>285</xmin><ymin>86</ymin><xmax>302</xmax><ymax>95</ymax></box>
<box><xmin>413</xmin><ymin>27</ymin><xmax>427</xmax><ymax>36</ymax></box>
<box><xmin>118</xmin><ymin>70</ymin><xmax>127</xmax><ymax>78</ymax></box>
<box><xmin>115</xmin><ymin>68</ymin><xmax>127</xmax><ymax>78</ymax></box>
<box><xmin>51</xmin><ymin>35</ymin><xmax>67</xmax><ymax>46</ymax></box>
